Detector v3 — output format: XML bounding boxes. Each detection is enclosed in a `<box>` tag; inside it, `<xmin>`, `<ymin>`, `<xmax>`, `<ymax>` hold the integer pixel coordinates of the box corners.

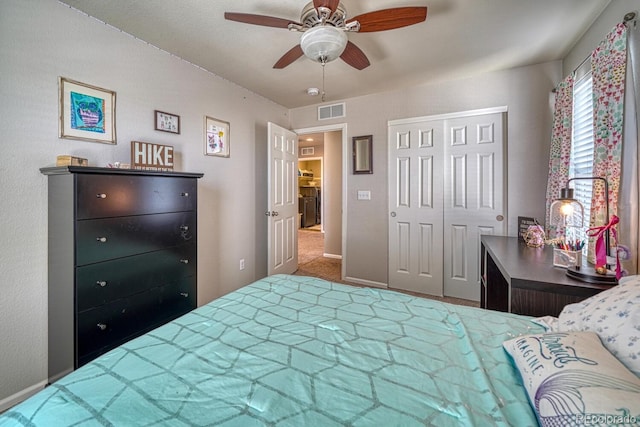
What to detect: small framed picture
<box><xmin>59</xmin><ymin>77</ymin><xmax>116</xmax><ymax>144</ymax></box>
<box><xmin>155</xmin><ymin>110</ymin><xmax>180</xmax><ymax>134</ymax></box>
<box><xmin>204</xmin><ymin>116</ymin><xmax>230</xmax><ymax>157</ymax></box>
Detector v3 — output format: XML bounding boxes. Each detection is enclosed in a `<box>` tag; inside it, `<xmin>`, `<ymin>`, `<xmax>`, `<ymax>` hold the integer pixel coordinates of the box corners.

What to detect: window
<box><xmin>569</xmin><ymin>67</ymin><xmax>594</xmax><ymax>245</ymax></box>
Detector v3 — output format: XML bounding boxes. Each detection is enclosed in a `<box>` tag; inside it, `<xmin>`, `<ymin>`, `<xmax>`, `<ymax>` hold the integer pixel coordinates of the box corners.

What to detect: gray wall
<box><xmin>0</xmin><ymin>0</ymin><xmax>288</xmax><ymax>406</ymax></box>
<box><xmin>290</xmin><ymin>62</ymin><xmax>561</xmax><ymax>286</ymax></box>
<box><xmin>324</xmin><ymin>131</ymin><xmax>343</xmax><ymax>256</ymax></box>
<box><xmin>0</xmin><ymin>0</ymin><xmax>632</xmax><ymax>409</ymax></box>
<box><xmin>563</xmin><ymin>0</ymin><xmax>638</xmax><ymax>75</ymax></box>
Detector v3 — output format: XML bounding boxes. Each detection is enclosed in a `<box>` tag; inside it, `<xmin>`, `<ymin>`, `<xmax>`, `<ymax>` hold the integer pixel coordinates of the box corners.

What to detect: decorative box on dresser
<box><xmin>41</xmin><ymin>166</ymin><xmax>204</xmax><ymax>382</ymax></box>
<box><xmin>480</xmin><ymin>235</ymin><xmax>611</xmax><ymax>317</ymax></box>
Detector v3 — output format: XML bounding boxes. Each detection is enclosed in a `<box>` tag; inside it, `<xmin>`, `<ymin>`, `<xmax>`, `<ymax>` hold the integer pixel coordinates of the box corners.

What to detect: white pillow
<box><xmin>503</xmin><ymin>331</ymin><xmax>640</xmax><ymax>426</ymax></box>
<box><xmin>553</xmin><ymin>275</ymin><xmax>640</xmax><ymax>377</ymax></box>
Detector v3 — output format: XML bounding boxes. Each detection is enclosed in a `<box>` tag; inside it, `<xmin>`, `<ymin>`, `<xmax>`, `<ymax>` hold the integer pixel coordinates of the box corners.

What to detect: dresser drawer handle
<box><xmin>96</xmin><ymin>281</ymin><xmax>108</xmax><ymax>287</ymax></box>
<box><xmin>180</xmin><ymin>259</ymin><xmax>189</xmax><ymax>264</ymax></box>
<box><xmin>96</xmin><ymin>193</ymin><xmax>107</xmax><ymax>199</ymax></box>
<box><xmin>97</xmin><ymin>323</ymin><xmax>107</xmax><ymax>331</ymax></box>
<box><xmin>180</xmin><ymin>225</ymin><xmax>189</xmax><ymax>232</ymax></box>
<box><xmin>181</xmin><ymin>192</ymin><xmax>190</xmax><ymax>197</ymax></box>
<box><xmin>96</xmin><ymin>237</ymin><xmax>108</xmax><ymax>243</ymax></box>
<box><xmin>180</xmin><ymin>292</ymin><xmax>189</xmax><ymax>298</ymax></box>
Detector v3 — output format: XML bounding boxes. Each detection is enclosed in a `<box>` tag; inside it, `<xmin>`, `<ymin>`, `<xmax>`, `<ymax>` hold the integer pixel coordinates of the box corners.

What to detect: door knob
<box><xmin>390</xmin><ymin>212</ymin><xmax>397</xmax><ymax>217</ymax></box>
<box><xmin>496</xmin><ymin>215</ymin><xmax>504</xmax><ymax>222</ymax></box>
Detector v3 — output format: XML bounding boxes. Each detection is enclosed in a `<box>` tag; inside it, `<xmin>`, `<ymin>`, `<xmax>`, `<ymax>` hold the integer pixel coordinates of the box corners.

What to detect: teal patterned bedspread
<box><xmin>1</xmin><ymin>275</ymin><xmax>543</xmax><ymax>426</ymax></box>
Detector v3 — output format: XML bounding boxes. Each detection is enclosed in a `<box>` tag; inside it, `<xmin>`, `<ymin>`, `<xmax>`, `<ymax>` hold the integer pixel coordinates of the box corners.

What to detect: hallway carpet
<box><xmin>295</xmin><ymin>229</ymin><xmax>479</xmax><ymax>308</ymax></box>
<box><xmin>295</xmin><ymin>229</ymin><xmax>343</xmax><ymax>283</ymax></box>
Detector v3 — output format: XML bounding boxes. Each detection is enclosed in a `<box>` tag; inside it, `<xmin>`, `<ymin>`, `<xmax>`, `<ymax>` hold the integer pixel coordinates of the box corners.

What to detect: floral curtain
<box><xmin>618</xmin><ymin>17</ymin><xmax>639</xmax><ymax>275</ymax></box>
<box><xmin>588</xmin><ymin>23</ymin><xmax>628</xmax><ymax>257</ymax></box>
<box><xmin>545</xmin><ymin>74</ymin><xmax>574</xmax><ymax>239</ymax></box>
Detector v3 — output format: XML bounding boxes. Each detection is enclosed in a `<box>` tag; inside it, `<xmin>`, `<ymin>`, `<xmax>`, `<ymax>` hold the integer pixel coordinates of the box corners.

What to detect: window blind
<box><xmin>570</xmin><ymin>70</ymin><xmax>594</xmax><ymax>241</ymax></box>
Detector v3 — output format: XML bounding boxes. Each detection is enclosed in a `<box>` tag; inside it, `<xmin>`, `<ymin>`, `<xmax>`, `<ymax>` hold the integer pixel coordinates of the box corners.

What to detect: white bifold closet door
<box><xmin>388</xmin><ymin>108</ymin><xmax>506</xmax><ymax>300</ymax></box>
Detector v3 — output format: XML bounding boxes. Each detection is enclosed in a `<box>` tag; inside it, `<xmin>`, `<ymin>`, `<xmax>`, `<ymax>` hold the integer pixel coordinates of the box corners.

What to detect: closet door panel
<box><xmin>388</xmin><ymin>121</ymin><xmax>444</xmax><ymax>296</ymax></box>
<box><xmin>388</xmin><ymin>109</ymin><xmax>506</xmax><ymax>301</ymax></box>
<box><xmin>444</xmin><ymin>112</ymin><xmax>506</xmax><ymax>301</ymax></box>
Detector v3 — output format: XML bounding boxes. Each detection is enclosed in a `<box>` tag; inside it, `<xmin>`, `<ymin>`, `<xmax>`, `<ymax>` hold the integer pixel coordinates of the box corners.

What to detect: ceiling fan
<box><xmin>224</xmin><ymin>1</ymin><xmax>428</xmax><ymax>70</ymax></box>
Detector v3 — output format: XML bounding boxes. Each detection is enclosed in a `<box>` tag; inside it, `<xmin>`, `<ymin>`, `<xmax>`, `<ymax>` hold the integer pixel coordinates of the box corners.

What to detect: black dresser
<box><xmin>41</xmin><ymin>166</ymin><xmax>203</xmax><ymax>382</ymax></box>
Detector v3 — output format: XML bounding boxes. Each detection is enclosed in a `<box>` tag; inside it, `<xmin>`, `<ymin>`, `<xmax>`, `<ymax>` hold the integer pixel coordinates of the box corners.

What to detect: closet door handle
<box><xmin>96</xmin><ymin>281</ymin><xmax>108</xmax><ymax>287</ymax></box>
<box><xmin>390</xmin><ymin>212</ymin><xmax>397</xmax><ymax>217</ymax></box>
<box><xmin>97</xmin><ymin>323</ymin><xmax>107</xmax><ymax>331</ymax></box>
<box><xmin>180</xmin><ymin>292</ymin><xmax>189</xmax><ymax>298</ymax></box>
<box><xmin>180</xmin><ymin>259</ymin><xmax>189</xmax><ymax>264</ymax></box>
<box><xmin>96</xmin><ymin>193</ymin><xmax>107</xmax><ymax>199</ymax></box>
<box><xmin>181</xmin><ymin>192</ymin><xmax>190</xmax><ymax>197</ymax></box>
<box><xmin>96</xmin><ymin>237</ymin><xmax>108</xmax><ymax>243</ymax></box>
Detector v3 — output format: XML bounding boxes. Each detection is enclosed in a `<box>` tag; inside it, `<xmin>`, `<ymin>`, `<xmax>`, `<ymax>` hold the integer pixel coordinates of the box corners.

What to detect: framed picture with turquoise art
<box><xmin>59</xmin><ymin>77</ymin><xmax>116</xmax><ymax>144</ymax></box>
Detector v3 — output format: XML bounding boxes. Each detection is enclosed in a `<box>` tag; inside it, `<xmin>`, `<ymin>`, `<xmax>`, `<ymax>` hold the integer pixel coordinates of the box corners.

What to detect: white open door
<box><xmin>268</xmin><ymin>122</ymin><xmax>298</xmax><ymax>275</ymax></box>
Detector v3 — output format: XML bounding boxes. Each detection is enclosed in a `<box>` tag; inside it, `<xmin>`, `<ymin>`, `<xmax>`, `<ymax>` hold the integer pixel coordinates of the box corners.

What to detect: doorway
<box><xmin>295</xmin><ymin>125</ymin><xmax>346</xmax><ymax>282</ymax></box>
<box><xmin>298</xmin><ymin>156</ymin><xmax>322</xmax><ymax>231</ymax></box>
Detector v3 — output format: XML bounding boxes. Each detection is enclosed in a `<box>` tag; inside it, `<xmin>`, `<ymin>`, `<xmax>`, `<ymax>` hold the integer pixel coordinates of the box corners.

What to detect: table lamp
<box><xmin>551</xmin><ymin>177</ymin><xmax>617</xmax><ymax>285</ymax></box>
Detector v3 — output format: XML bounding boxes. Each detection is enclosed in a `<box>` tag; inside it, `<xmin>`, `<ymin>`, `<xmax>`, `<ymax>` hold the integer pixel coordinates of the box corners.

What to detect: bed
<box><xmin>2</xmin><ymin>274</ymin><xmax>639</xmax><ymax>426</ymax></box>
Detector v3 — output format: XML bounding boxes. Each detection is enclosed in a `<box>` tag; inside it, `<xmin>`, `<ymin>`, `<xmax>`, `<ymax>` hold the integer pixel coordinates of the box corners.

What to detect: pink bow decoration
<box><xmin>587</xmin><ymin>215</ymin><xmax>621</xmax><ymax>279</ymax></box>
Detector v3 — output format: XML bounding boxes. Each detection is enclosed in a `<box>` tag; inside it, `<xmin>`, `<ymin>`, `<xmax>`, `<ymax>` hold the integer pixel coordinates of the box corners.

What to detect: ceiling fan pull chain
<box><xmin>322</xmin><ymin>62</ymin><xmax>326</xmax><ymax>102</ymax></box>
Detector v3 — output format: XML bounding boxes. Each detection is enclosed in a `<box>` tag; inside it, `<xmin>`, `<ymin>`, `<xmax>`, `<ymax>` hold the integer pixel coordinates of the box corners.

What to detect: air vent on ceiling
<box><xmin>318</xmin><ymin>103</ymin><xmax>345</xmax><ymax>120</ymax></box>
<box><xmin>300</xmin><ymin>147</ymin><xmax>315</xmax><ymax>156</ymax></box>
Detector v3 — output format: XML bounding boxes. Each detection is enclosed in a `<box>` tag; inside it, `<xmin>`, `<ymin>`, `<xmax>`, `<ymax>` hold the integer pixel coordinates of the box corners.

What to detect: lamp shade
<box><xmin>549</xmin><ymin>188</ymin><xmax>584</xmax><ymax>240</ymax></box>
<box><xmin>300</xmin><ymin>25</ymin><xmax>348</xmax><ymax>64</ymax></box>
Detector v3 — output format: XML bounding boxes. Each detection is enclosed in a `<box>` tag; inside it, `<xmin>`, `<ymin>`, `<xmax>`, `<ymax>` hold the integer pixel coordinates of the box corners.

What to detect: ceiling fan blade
<box><xmin>348</xmin><ymin>7</ymin><xmax>427</xmax><ymax>33</ymax></box>
<box><xmin>273</xmin><ymin>45</ymin><xmax>304</xmax><ymax>69</ymax></box>
<box><xmin>313</xmin><ymin>0</ymin><xmax>340</xmax><ymax>15</ymax></box>
<box><xmin>340</xmin><ymin>41</ymin><xmax>370</xmax><ymax>70</ymax></box>
<box><xmin>224</xmin><ymin>12</ymin><xmax>300</xmax><ymax>29</ymax></box>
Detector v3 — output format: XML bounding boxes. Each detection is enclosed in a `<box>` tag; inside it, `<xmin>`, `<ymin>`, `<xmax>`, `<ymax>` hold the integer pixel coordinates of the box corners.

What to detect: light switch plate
<box><xmin>357</xmin><ymin>190</ymin><xmax>371</xmax><ymax>200</ymax></box>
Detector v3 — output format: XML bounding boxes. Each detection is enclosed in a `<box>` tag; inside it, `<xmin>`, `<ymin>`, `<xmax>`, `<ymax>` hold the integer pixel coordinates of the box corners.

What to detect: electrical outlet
<box><xmin>239</xmin><ymin>259</ymin><xmax>245</xmax><ymax>270</ymax></box>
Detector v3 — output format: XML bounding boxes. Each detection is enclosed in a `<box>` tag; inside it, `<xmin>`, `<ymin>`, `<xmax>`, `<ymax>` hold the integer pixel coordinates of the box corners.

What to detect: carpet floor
<box><xmin>295</xmin><ymin>229</ymin><xmax>479</xmax><ymax>308</ymax></box>
<box><xmin>295</xmin><ymin>229</ymin><xmax>343</xmax><ymax>283</ymax></box>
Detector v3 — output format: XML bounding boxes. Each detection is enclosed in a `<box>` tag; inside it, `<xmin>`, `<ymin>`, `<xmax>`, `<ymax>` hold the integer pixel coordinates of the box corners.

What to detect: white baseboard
<box><xmin>323</xmin><ymin>253</ymin><xmax>342</xmax><ymax>259</ymax></box>
<box><xmin>343</xmin><ymin>276</ymin><xmax>388</xmax><ymax>289</ymax></box>
<box><xmin>0</xmin><ymin>380</ymin><xmax>47</xmax><ymax>413</ymax></box>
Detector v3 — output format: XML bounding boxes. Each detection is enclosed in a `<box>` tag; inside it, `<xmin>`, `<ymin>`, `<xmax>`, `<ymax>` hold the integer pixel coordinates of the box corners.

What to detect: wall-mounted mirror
<box><xmin>353</xmin><ymin>135</ymin><xmax>373</xmax><ymax>174</ymax></box>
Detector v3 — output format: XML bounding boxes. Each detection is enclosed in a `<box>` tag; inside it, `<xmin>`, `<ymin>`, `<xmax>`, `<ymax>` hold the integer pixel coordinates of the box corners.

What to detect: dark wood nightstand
<box><xmin>480</xmin><ymin>235</ymin><xmax>611</xmax><ymax>317</ymax></box>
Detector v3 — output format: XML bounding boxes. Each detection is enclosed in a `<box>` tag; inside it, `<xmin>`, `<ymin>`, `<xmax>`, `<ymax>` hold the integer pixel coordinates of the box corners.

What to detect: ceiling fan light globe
<box><xmin>300</xmin><ymin>25</ymin><xmax>347</xmax><ymax>63</ymax></box>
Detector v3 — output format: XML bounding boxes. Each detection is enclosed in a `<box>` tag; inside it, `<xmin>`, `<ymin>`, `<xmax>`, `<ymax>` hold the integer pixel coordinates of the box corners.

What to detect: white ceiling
<box><xmin>59</xmin><ymin>0</ymin><xmax>610</xmax><ymax>109</ymax></box>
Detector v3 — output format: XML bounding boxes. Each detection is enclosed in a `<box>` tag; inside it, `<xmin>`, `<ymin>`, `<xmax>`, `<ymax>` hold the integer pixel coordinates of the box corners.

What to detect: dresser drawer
<box><xmin>76</xmin><ymin>174</ymin><xmax>197</xmax><ymax>219</ymax></box>
<box><xmin>76</xmin><ymin>211</ymin><xmax>196</xmax><ymax>265</ymax></box>
<box><xmin>76</xmin><ymin>244</ymin><xmax>196</xmax><ymax>312</ymax></box>
<box><xmin>77</xmin><ymin>279</ymin><xmax>194</xmax><ymax>365</ymax></box>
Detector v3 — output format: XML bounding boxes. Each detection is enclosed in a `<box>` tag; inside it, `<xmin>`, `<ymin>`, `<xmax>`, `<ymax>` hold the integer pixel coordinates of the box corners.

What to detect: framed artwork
<box><xmin>204</xmin><ymin>116</ymin><xmax>230</xmax><ymax>157</ymax></box>
<box><xmin>155</xmin><ymin>110</ymin><xmax>180</xmax><ymax>134</ymax></box>
<box><xmin>59</xmin><ymin>77</ymin><xmax>116</xmax><ymax>144</ymax></box>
